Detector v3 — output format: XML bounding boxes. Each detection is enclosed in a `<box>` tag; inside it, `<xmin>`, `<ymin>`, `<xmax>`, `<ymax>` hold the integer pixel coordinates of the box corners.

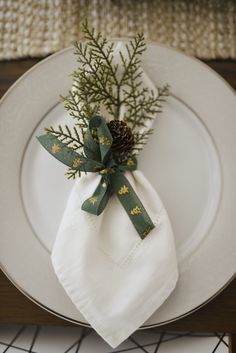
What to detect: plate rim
<box><xmin>0</xmin><ymin>41</ymin><xmax>236</xmax><ymax>328</ymax></box>
<box><xmin>1</xmin><ymin>263</ymin><xmax>235</xmax><ymax>329</ymax></box>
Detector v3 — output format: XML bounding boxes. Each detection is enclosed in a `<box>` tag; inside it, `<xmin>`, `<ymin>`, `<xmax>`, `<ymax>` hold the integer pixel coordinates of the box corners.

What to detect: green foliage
<box><xmin>66</xmin><ymin>168</ymin><xmax>82</xmax><ymax>180</ymax></box>
<box><xmin>45</xmin><ymin>20</ymin><xmax>169</xmax><ymax>178</ymax></box>
<box><xmin>45</xmin><ymin>125</ymin><xmax>83</xmax><ymax>150</ymax></box>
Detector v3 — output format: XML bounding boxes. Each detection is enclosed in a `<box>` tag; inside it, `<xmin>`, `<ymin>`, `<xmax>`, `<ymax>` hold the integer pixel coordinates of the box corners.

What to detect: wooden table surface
<box><xmin>0</xmin><ymin>58</ymin><xmax>235</xmax><ymax>335</ymax></box>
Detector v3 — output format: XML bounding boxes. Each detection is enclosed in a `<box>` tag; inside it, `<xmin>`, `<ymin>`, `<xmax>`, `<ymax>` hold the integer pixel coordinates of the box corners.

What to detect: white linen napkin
<box><xmin>51</xmin><ymin>170</ymin><xmax>178</xmax><ymax>347</ymax></box>
<box><xmin>51</xmin><ymin>43</ymin><xmax>178</xmax><ymax>347</ymax></box>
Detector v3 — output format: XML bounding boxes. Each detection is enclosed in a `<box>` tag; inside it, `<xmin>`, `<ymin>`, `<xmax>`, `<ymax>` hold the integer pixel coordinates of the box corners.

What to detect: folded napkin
<box><xmin>52</xmin><ymin>170</ymin><xmax>178</xmax><ymax>347</ymax></box>
<box><xmin>51</xmin><ymin>44</ymin><xmax>178</xmax><ymax>347</ymax></box>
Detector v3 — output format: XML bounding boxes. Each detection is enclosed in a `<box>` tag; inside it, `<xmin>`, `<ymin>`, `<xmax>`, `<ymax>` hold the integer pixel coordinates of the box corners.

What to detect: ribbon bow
<box><xmin>38</xmin><ymin>116</ymin><xmax>155</xmax><ymax>239</ymax></box>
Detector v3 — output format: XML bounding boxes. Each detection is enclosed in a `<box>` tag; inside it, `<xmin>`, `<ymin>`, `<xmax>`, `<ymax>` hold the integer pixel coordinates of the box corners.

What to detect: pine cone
<box><xmin>107</xmin><ymin>120</ymin><xmax>135</xmax><ymax>163</ymax></box>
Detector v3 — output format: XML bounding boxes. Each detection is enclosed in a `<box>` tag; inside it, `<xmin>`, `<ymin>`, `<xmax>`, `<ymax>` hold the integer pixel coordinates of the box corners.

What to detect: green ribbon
<box><xmin>37</xmin><ymin>116</ymin><xmax>155</xmax><ymax>239</ymax></box>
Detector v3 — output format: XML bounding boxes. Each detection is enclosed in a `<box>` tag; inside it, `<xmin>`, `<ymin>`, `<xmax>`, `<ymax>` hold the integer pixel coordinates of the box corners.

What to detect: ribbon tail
<box><xmin>111</xmin><ymin>171</ymin><xmax>155</xmax><ymax>239</ymax></box>
<box><xmin>82</xmin><ymin>177</ymin><xmax>111</xmax><ymax>216</ymax></box>
<box><xmin>37</xmin><ymin>133</ymin><xmax>103</xmax><ymax>172</ymax></box>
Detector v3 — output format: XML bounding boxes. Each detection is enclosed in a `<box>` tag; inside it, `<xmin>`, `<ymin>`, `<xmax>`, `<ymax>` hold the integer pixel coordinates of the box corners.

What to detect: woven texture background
<box><xmin>0</xmin><ymin>0</ymin><xmax>236</xmax><ymax>60</ymax></box>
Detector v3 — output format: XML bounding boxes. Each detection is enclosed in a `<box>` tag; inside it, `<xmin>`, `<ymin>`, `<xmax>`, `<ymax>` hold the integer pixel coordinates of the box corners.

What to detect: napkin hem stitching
<box><xmin>69</xmin><ymin>266</ymin><xmax>179</xmax><ymax>348</ymax></box>
<box><xmin>97</xmin><ymin>213</ymin><xmax>162</xmax><ymax>267</ymax></box>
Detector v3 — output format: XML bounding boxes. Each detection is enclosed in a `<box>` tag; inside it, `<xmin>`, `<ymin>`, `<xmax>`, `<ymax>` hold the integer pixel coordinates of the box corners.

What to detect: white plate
<box><xmin>0</xmin><ymin>42</ymin><xmax>236</xmax><ymax>327</ymax></box>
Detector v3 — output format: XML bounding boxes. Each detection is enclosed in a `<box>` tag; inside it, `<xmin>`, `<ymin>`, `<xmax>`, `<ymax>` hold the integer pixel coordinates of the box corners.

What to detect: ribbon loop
<box><xmin>84</xmin><ymin>116</ymin><xmax>113</xmax><ymax>164</ymax></box>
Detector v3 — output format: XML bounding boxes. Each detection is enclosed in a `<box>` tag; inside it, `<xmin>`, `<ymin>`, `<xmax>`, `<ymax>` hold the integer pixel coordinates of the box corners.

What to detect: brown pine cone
<box><xmin>107</xmin><ymin>119</ymin><xmax>135</xmax><ymax>163</ymax></box>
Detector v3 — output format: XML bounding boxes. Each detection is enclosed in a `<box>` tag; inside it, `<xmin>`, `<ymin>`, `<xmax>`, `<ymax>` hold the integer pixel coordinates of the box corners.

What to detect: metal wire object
<box><xmin>0</xmin><ymin>325</ymin><xmax>229</xmax><ymax>352</ymax></box>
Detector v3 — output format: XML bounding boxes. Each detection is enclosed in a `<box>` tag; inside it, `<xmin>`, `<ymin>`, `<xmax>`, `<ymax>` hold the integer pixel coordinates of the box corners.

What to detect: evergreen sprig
<box><xmin>66</xmin><ymin>168</ymin><xmax>82</xmax><ymax>180</ymax></box>
<box><xmin>45</xmin><ymin>125</ymin><xmax>83</xmax><ymax>150</ymax></box>
<box><xmin>123</xmin><ymin>84</ymin><xmax>169</xmax><ymax>130</ymax></box>
<box><xmin>45</xmin><ymin>20</ymin><xmax>169</xmax><ymax>178</ymax></box>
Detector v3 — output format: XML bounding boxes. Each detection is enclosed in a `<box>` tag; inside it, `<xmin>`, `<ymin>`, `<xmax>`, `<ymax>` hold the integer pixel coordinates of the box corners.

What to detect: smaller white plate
<box><xmin>0</xmin><ymin>42</ymin><xmax>236</xmax><ymax>327</ymax></box>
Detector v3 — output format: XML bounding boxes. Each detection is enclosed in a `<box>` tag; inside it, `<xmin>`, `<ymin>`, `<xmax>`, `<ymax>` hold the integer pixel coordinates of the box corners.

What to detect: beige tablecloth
<box><xmin>0</xmin><ymin>0</ymin><xmax>236</xmax><ymax>60</ymax></box>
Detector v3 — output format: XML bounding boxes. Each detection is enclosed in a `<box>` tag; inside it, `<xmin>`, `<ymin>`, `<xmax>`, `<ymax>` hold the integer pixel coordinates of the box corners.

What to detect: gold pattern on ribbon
<box><xmin>51</xmin><ymin>143</ymin><xmax>61</xmax><ymax>154</ymax></box>
<box><xmin>99</xmin><ymin>136</ymin><xmax>111</xmax><ymax>146</ymax></box>
<box><xmin>142</xmin><ymin>226</ymin><xmax>152</xmax><ymax>238</ymax></box>
<box><xmin>118</xmin><ymin>185</ymin><xmax>129</xmax><ymax>195</ymax></box>
<box><xmin>102</xmin><ymin>182</ymin><xmax>107</xmax><ymax>188</ymax></box>
<box><xmin>130</xmin><ymin>206</ymin><xmax>142</xmax><ymax>215</ymax></box>
<box><xmin>127</xmin><ymin>159</ymin><xmax>135</xmax><ymax>167</ymax></box>
<box><xmin>89</xmin><ymin>196</ymin><xmax>98</xmax><ymax>205</ymax></box>
<box><xmin>72</xmin><ymin>158</ymin><xmax>83</xmax><ymax>168</ymax></box>
<box><xmin>100</xmin><ymin>167</ymin><xmax>115</xmax><ymax>175</ymax></box>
